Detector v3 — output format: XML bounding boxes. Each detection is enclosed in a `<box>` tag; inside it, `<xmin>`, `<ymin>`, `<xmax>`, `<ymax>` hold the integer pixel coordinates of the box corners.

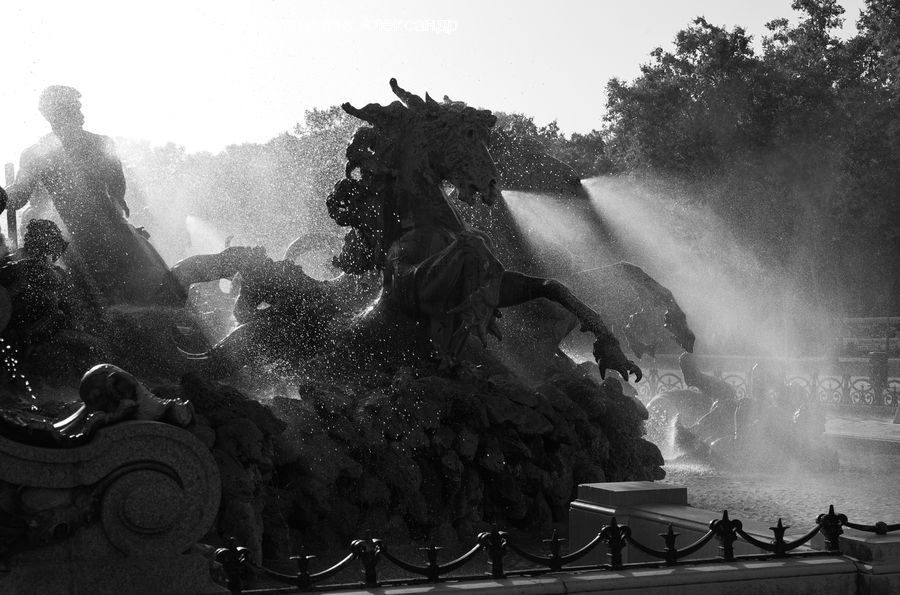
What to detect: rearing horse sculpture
<box><xmin>329</xmin><ymin>79</ymin><xmax>696</xmax><ymax>379</ymax></box>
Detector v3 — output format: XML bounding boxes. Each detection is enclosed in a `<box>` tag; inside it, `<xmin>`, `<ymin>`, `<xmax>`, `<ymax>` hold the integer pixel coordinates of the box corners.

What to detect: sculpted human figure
<box><xmin>0</xmin><ymin>219</ymin><xmax>75</xmax><ymax>345</ymax></box>
<box><xmin>3</xmin><ymin>86</ymin><xmax>181</xmax><ymax>306</ymax></box>
<box><xmin>171</xmin><ymin>246</ymin><xmax>339</xmax><ymax>368</ymax></box>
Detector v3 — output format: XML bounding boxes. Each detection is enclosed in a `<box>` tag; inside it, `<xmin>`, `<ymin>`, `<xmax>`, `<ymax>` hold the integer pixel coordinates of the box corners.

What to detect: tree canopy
<box><xmin>603</xmin><ymin>0</ymin><xmax>900</xmax><ymax>317</ymax></box>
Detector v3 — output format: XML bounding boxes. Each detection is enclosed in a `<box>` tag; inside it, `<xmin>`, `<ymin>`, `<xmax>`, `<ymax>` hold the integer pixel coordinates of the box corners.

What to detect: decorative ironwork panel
<box><xmin>635</xmin><ymin>369</ymin><xmax>657</xmax><ymax>401</ymax></box>
<box><xmin>849</xmin><ymin>377</ymin><xmax>875</xmax><ymax>406</ymax></box>
<box><xmin>886</xmin><ymin>380</ymin><xmax>900</xmax><ymax>407</ymax></box>
<box><xmin>722</xmin><ymin>374</ymin><xmax>747</xmax><ymax>399</ymax></box>
<box><xmin>817</xmin><ymin>377</ymin><xmax>843</xmax><ymax>405</ymax></box>
<box><xmin>657</xmin><ymin>373</ymin><xmax>684</xmax><ymax>393</ymax></box>
<box><xmin>635</xmin><ymin>360</ymin><xmax>900</xmax><ymax>409</ymax></box>
<box><xmin>632</xmin><ymin>359</ymin><xmax>896</xmax><ymax>411</ymax></box>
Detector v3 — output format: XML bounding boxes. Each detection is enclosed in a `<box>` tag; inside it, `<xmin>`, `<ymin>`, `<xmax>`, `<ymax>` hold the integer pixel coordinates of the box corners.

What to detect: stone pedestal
<box><xmin>569</xmin><ymin>481</ymin><xmax>815</xmax><ymax>564</ymax></box>
<box><xmin>1</xmin><ymin>540</ymin><xmax>221</xmax><ymax>595</ymax></box>
<box><xmin>0</xmin><ymin>421</ymin><xmax>225</xmax><ymax>594</ymax></box>
<box><xmin>841</xmin><ymin>530</ymin><xmax>900</xmax><ymax>595</ymax></box>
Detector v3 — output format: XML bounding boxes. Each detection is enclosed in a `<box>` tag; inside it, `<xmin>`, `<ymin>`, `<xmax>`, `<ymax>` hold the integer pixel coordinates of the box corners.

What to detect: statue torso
<box><xmin>23</xmin><ymin>132</ymin><xmax>123</xmax><ymax>238</ymax></box>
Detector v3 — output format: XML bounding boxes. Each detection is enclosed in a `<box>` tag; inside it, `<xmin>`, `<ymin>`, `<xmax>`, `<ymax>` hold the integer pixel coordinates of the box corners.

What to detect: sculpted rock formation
<box><xmin>0</xmin><ymin>397</ymin><xmax>221</xmax><ymax>594</ymax></box>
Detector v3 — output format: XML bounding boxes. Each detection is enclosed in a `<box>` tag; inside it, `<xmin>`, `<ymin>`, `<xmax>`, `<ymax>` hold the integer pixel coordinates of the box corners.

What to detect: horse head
<box><xmin>343</xmin><ymin>78</ymin><xmax>501</xmax><ymax>207</ymax></box>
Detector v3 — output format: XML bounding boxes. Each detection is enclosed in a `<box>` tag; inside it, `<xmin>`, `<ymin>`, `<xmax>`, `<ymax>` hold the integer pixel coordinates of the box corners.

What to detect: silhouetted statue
<box><xmin>171</xmin><ymin>246</ymin><xmax>339</xmax><ymax>368</ymax></box>
<box><xmin>0</xmin><ymin>219</ymin><xmax>115</xmax><ymax>386</ymax></box>
<box><xmin>0</xmin><ymin>219</ymin><xmax>74</xmax><ymax>345</ymax></box>
<box><xmin>3</xmin><ymin>86</ymin><xmax>181</xmax><ymax>306</ymax></box>
<box><xmin>329</xmin><ymin>79</ymin><xmax>695</xmax><ymax>377</ymax></box>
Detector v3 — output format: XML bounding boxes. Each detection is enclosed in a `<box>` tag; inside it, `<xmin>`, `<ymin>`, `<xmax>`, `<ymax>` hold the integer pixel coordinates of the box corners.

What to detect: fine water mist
<box><xmin>502</xmin><ymin>190</ymin><xmax>618</xmax><ymax>273</ymax></box>
<box><xmin>114</xmin><ymin>125</ymin><xmax>352</xmax><ymax>269</ymax></box>
<box><xmin>584</xmin><ymin>176</ymin><xmax>834</xmax><ymax>357</ymax></box>
<box><xmin>185</xmin><ymin>215</ymin><xmax>228</xmax><ymax>256</ymax></box>
<box><xmin>501</xmin><ymin>182</ymin><xmax>834</xmax><ymax>358</ymax></box>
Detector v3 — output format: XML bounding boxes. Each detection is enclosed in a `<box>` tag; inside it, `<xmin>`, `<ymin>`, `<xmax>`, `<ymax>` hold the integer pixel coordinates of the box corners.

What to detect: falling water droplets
<box><xmin>0</xmin><ymin>338</ymin><xmax>35</xmax><ymax>403</ymax></box>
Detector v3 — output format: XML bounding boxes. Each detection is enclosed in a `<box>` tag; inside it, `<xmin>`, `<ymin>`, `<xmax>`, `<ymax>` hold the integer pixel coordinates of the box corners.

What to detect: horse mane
<box><xmin>342</xmin><ymin>78</ymin><xmax>496</xmax><ymax>132</ymax></box>
<box><xmin>327</xmin><ymin>79</ymin><xmax>496</xmax><ymax>274</ymax></box>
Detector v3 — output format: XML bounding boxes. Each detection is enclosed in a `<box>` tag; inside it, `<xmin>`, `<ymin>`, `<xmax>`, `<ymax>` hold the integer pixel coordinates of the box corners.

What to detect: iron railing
<box><xmin>634</xmin><ymin>366</ymin><xmax>900</xmax><ymax>410</ymax></box>
<box><xmin>214</xmin><ymin>505</ymin><xmax>897</xmax><ymax>594</ymax></box>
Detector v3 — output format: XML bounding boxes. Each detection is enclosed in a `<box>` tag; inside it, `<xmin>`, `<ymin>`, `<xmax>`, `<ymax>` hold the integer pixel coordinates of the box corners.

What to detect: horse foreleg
<box><xmin>499</xmin><ymin>271</ymin><xmax>642</xmax><ymax>382</ymax></box>
<box><xmin>170</xmin><ymin>246</ymin><xmax>268</xmax><ymax>289</ymax></box>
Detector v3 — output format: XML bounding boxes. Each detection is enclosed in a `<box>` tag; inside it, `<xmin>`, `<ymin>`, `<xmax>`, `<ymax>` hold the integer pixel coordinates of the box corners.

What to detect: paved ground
<box><xmin>661</xmin><ymin>411</ymin><xmax>900</xmax><ymax>527</ymax></box>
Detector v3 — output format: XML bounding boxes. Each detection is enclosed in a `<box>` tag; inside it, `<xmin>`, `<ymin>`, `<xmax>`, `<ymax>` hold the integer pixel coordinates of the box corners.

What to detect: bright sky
<box><xmin>1</xmin><ymin>0</ymin><xmax>866</xmax><ymax>169</ymax></box>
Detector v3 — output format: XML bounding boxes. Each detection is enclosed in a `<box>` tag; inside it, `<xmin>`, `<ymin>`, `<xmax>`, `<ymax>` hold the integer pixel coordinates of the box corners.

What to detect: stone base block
<box><xmin>0</xmin><ymin>553</ymin><xmax>226</xmax><ymax>595</ymax></box>
<box><xmin>569</xmin><ymin>481</ymin><xmax>817</xmax><ymax>564</ymax></box>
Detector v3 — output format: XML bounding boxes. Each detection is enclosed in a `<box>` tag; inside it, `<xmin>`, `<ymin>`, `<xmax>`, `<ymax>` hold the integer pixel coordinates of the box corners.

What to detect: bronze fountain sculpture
<box><xmin>0</xmin><ymin>80</ymin><xmax>699</xmax><ymax>592</ymax></box>
<box><xmin>174</xmin><ymin>79</ymin><xmax>695</xmax><ymax>379</ymax></box>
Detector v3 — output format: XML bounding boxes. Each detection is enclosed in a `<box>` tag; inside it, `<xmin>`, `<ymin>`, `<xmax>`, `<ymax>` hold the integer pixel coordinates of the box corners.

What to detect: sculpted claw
<box><xmin>593</xmin><ymin>337</ymin><xmax>642</xmax><ymax>384</ymax></box>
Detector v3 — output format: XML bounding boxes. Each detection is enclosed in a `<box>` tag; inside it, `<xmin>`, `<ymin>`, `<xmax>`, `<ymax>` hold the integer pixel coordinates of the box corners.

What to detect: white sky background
<box><xmin>1</xmin><ymin>0</ymin><xmax>866</xmax><ymax>168</ymax></box>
